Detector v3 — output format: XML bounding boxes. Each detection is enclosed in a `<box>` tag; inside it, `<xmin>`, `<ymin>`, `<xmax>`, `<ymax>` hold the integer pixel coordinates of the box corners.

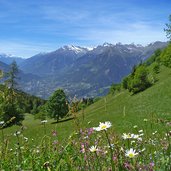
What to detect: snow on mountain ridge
<box><xmin>86</xmin><ymin>47</ymin><xmax>94</xmax><ymax>51</ymax></box>
<box><xmin>103</xmin><ymin>42</ymin><xmax>113</xmax><ymax>47</ymax></box>
<box><xmin>0</xmin><ymin>53</ymin><xmax>23</xmax><ymax>58</ymax></box>
<box><xmin>0</xmin><ymin>53</ymin><xmax>12</xmax><ymax>58</ymax></box>
<box><xmin>61</xmin><ymin>45</ymin><xmax>88</xmax><ymax>54</ymax></box>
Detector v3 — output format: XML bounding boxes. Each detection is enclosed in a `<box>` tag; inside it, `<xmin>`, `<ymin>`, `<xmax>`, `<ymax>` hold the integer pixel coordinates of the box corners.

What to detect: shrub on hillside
<box><xmin>160</xmin><ymin>43</ymin><xmax>171</xmax><ymax>68</ymax></box>
<box><xmin>151</xmin><ymin>62</ymin><xmax>160</xmax><ymax>74</ymax></box>
<box><xmin>122</xmin><ymin>65</ymin><xmax>151</xmax><ymax>94</ymax></box>
<box><xmin>109</xmin><ymin>83</ymin><xmax>121</xmax><ymax>94</ymax></box>
<box><xmin>145</xmin><ymin>49</ymin><xmax>162</xmax><ymax>66</ymax></box>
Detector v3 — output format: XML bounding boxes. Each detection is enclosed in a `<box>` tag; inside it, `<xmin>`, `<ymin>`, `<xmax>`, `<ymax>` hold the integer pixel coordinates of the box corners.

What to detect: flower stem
<box><xmin>43</xmin><ymin>123</ymin><xmax>46</xmax><ymax>135</ymax></box>
<box><xmin>95</xmin><ymin>151</ymin><xmax>102</xmax><ymax>171</ymax></box>
<box><xmin>104</xmin><ymin>130</ymin><xmax>115</xmax><ymax>171</ymax></box>
<box><xmin>1</xmin><ymin>128</ymin><xmax>4</xmax><ymax>142</ymax></box>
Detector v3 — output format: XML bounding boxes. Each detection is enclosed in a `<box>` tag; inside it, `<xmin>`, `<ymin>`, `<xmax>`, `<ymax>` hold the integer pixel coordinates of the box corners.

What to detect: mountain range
<box><xmin>0</xmin><ymin>41</ymin><xmax>168</xmax><ymax>98</ymax></box>
<box><xmin>0</xmin><ymin>54</ymin><xmax>24</xmax><ymax>65</ymax></box>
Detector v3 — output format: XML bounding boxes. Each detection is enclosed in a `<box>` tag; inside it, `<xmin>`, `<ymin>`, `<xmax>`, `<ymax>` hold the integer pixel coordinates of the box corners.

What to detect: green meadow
<box><xmin>2</xmin><ymin>66</ymin><xmax>171</xmax><ymax>146</ymax></box>
<box><xmin>1</xmin><ymin>53</ymin><xmax>171</xmax><ymax>170</ymax></box>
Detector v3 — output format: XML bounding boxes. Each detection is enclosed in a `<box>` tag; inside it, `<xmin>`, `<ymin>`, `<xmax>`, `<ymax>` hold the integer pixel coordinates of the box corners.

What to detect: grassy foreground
<box><xmin>0</xmin><ymin>118</ymin><xmax>171</xmax><ymax>170</ymax></box>
<box><xmin>0</xmin><ymin>66</ymin><xmax>171</xmax><ymax>170</ymax></box>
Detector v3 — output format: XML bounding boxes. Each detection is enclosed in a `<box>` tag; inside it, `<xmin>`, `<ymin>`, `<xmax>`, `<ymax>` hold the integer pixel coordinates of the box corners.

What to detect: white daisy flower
<box><xmin>93</xmin><ymin>121</ymin><xmax>112</xmax><ymax>131</ymax></box>
<box><xmin>89</xmin><ymin>145</ymin><xmax>98</xmax><ymax>152</ymax></box>
<box><xmin>93</xmin><ymin>127</ymin><xmax>101</xmax><ymax>131</ymax></box>
<box><xmin>132</xmin><ymin>134</ymin><xmax>140</xmax><ymax>139</ymax></box>
<box><xmin>125</xmin><ymin>148</ymin><xmax>138</xmax><ymax>158</ymax></box>
<box><xmin>122</xmin><ymin>133</ymin><xmax>128</xmax><ymax>139</ymax></box>
<box><xmin>122</xmin><ymin>133</ymin><xmax>132</xmax><ymax>139</ymax></box>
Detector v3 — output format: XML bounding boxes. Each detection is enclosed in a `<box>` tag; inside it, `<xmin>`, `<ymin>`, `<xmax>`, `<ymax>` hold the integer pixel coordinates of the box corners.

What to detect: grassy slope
<box><xmin>2</xmin><ymin>66</ymin><xmax>171</xmax><ymax>145</ymax></box>
<box><xmin>84</xmin><ymin>66</ymin><xmax>171</xmax><ymax>131</ymax></box>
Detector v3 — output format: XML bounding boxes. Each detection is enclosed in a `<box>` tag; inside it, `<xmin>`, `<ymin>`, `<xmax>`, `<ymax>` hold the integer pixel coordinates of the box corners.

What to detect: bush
<box><xmin>122</xmin><ymin>65</ymin><xmax>151</xmax><ymax>94</ymax></box>
<box><xmin>152</xmin><ymin>62</ymin><xmax>160</xmax><ymax>74</ymax></box>
<box><xmin>160</xmin><ymin>44</ymin><xmax>171</xmax><ymax>68</ymax></box>
<box><xmin>109</xmin><ymin>83</ymin><xmax>121</xmax><ymax>94</ymax></box>
<box><xmin>145</xmin><ymin>49</ymin><xmax>162</xmax><ymax>66</ymax></box>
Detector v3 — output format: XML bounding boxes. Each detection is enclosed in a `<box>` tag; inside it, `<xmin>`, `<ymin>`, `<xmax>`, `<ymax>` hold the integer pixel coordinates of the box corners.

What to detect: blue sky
<box><xmin>0</xmin><ymin>0</ymin><xmax>170</xmax><ymax>58</ymax></box>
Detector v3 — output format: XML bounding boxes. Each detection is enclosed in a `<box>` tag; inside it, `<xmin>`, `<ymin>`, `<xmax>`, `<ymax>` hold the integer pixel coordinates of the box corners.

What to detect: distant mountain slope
<box><xmin>0</xmin><ymin>54</ymin><xmax>25</xmax><ymax>65</ymax></box>
<box><xmin>20</xmin><ymin>45</ymin><xmax>89</xmax><ymax>76</ymax></box>
<box><xmin>64</xmin><ymin>41</ymin><xmax>167</xmax><ymax>84</ymax></box>
<box><xmin>0</xmin><ymin>61</ymin><xmax>10</xmax><ymax>72</ymax></box>
<box><xmin>1</xmin><ymin>42</ymin><xmax>168</xmax><ymax>98</ymax></box>
<box><xmin>19</xmin><ymin>41</ymin><xmax>167</xmax><ymax>98</ymax></box>
<box><xmin>0</xmin><ymin>60</ymin><xmax>41</xmax><ymax>91</ymax></box>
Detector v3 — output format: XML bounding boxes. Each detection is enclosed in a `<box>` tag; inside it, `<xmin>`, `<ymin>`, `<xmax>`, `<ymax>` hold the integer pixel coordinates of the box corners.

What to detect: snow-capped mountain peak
<box><xmin>0</xmin><ymin>53</ymin><xmax>12</xmax><ymax>58</ymax></box>
<box><xmin>59</xmin><ymin>45</ymin><xmax>96</xmax><ymax>54</ymax></box>
<box><xmin>102</xmin><ymin>42</ymin><xmax>113</xmax><ymax>47</ymax></box>
<box><xmin>61</xmin><ymin>45</ymin><xmax>89</xmax><ymax>54</ymax></box>
<box><xmin>86</xmin><ymin>47</ymin><xmax>94</xmax><ymax>51</ymax></box>
<box><xmin>0</xmin><ymin>53</ymin><xmax>23</xmax><ymax>58</ymax></box>
<box><xmin>0</xmin><ymin>53</ymin><xmax>25</xmax><ymax>65</ymax></box>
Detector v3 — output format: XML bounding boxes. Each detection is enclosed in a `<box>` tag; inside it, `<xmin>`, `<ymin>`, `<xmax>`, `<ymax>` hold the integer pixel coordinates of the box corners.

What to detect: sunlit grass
<box><xmin>0</xmin><ymin>118</ymin><xmax>170</xmax><ymax>170</ymax></box>
<box><xmin>0</xmin><ymin>66</ymin><xmax>171</xmax><ymax>170</ymax></box>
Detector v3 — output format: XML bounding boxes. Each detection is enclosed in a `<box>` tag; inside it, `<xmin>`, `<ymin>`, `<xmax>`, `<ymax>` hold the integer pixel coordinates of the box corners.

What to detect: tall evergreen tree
<box><xmin>0</xmin><ymin>70</ymin><xmax>3</xmax><ymax>113</ymax></box>
<box><xmin>0</xmin><ymin>61</ymin><xmax>24</xmax><ymax>126</ymax></box>
<box><xmin>0</xmin><ymin>70</ymin><xmax>3</xmax><ymax>78</ymax></box>
<box><xmin>6</xmin><ymin>60</ymin><xmax>19</xmax><ymax>89</ymax></box>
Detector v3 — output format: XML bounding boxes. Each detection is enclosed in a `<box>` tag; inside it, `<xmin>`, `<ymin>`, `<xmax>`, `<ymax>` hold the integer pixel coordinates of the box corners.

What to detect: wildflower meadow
<box><xmin>0</xmin><ymin>116</ymin><xmax>170</xmax><ymax>170</ymax></box>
